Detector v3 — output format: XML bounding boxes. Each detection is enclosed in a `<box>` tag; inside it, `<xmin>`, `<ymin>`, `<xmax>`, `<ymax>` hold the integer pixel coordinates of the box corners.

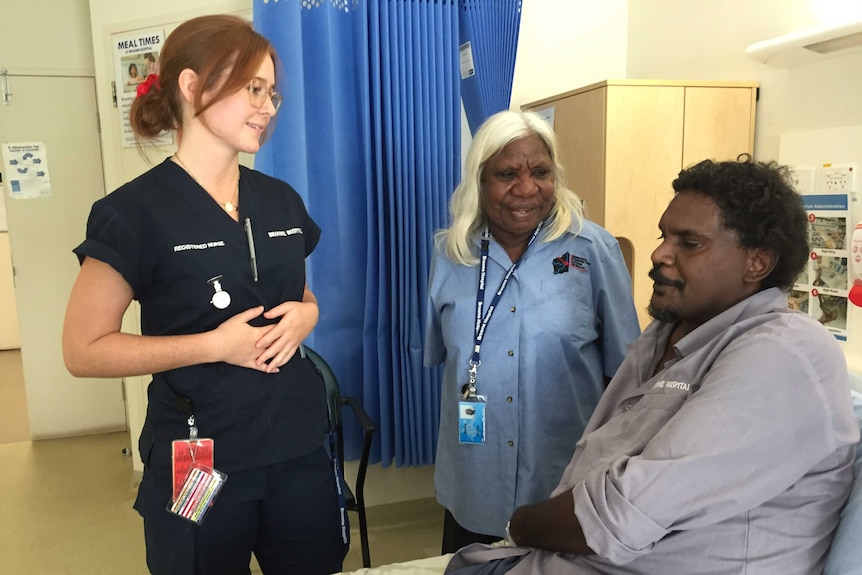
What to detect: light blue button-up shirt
<box><xmin>425</xmin><ymin>220</ymin><xmax>640</xmax><ymax>536</ymax></box>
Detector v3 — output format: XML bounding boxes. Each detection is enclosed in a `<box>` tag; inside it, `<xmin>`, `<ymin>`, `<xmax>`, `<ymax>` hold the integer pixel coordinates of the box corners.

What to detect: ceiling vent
<box><xmin>746</xmin><ymin>19</ymin><xmax>862</xmax><ymax>67</ymax></box>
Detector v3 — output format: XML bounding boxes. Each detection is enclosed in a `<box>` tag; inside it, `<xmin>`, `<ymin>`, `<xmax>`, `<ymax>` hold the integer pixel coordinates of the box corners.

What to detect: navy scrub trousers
<box><xmin>137</xmin><ymin>446</ymin><xmax>347</xmax><ymax>575</ymax></box>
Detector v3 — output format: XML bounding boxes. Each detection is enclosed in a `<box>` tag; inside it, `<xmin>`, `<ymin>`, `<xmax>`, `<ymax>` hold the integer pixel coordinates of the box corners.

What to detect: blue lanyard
<box><xmin>302</xmin><ymin>341</ymin><xmax>348</xmax><ymax>546</ymax></box>
<box><xmin>464</xmin><ymin>223</ymin><xmax>542</xmax><ymax>398</ymax></box>
<box><xmin>328</xmin><ymin>429</ymin><xmax>350</xmax><ymax>545</ymax></box>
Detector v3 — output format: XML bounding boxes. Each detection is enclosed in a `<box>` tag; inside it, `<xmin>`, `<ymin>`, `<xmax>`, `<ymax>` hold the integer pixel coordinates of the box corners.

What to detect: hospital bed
<box><xmin>339</xmin><ymin>554</ymin><xmax>452</xmax><ymax>575</ymax></box>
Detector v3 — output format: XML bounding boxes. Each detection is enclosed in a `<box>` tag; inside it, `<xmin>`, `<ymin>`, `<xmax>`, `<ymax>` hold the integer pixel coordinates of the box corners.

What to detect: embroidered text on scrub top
<box><xmin>267</xmin><ymin>228</ymin><xmax>303</xmax><ymax>237</ymax></box>
<box><xmin>173</xmin><ymin>240</ymin><xmax>227</xmax><ymax>252</ymax></box>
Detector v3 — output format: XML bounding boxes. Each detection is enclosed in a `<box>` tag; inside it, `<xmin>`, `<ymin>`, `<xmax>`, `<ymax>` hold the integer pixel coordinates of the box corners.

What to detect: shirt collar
<box><xmin>665</xmin><ymin>287</ymin><xmax>789</xmax><ymax>359</ymax></box>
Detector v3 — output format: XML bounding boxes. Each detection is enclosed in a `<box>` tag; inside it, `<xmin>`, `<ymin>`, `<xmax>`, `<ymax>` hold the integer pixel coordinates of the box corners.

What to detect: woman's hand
<box><xmin>211</xmin><ymin>306</ymin><xmax>281</xmax><ymax>371</ymax></box>
<box><xmin>253</xmin><ymin>285</ymin><xmax>319</xmax><ymax>373</ymax></box>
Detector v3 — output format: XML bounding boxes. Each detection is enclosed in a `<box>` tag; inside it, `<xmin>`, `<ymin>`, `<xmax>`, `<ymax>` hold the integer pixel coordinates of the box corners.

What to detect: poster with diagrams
<box><xmin>113</xmin><ymin>27</ymin><xmax>172</xmax><ymax>148</ymax></box>
<box><xmin>1</xmin><ymin>142</ymin><xmax>52</xmax><ymax>201</ymax></box>
<box><xmin>790</xmin><ymin>164</ymin><xmax>854</xmax><ymax>341</ymax></box>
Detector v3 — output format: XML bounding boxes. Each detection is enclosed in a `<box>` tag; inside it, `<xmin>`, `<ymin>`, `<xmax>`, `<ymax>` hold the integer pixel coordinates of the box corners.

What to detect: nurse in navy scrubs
<box><xmin>62</xmin><ymin>14</ymin><xmax>345</xmax><ymax>575</ymax></box>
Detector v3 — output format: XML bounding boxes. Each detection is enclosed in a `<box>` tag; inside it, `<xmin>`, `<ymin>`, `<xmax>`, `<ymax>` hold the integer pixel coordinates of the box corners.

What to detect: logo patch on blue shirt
<box><xmin>552</xmin><ymin>252</ymin><xmax>590</xmax><ymax>274</ymax></box>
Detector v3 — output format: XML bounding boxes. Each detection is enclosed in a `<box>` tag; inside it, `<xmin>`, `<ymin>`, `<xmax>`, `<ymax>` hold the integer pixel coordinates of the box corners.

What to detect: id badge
<box><xmin>458</xmin><ymin>397</ymin><xmax>487</xmax><ymax>445</ymax></box>
<box><xmin>169</xmin><ymin>438</ymin><xmax>226</xmax><ymax>524</ymax></box>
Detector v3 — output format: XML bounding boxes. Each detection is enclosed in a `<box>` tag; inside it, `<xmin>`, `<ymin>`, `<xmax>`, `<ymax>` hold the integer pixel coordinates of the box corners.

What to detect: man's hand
<box><xmin>508</xmin><ymin>491</ymin><xmax>594</xmax><ymax>555</ymax></box>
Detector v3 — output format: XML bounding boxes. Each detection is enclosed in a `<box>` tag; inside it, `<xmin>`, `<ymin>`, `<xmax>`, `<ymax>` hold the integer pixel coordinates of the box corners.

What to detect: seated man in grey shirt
<box><xmin>445</xmin><ymin>157</ymin><xmax>860</xmax><ymax>575</ymax></box>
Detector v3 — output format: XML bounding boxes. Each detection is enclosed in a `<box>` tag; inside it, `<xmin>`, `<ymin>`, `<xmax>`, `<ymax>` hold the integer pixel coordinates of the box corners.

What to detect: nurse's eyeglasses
<box><xmin>246</xmin><ymin>78</ymin><xmax>282</xmax><ymax>113</ymax></box>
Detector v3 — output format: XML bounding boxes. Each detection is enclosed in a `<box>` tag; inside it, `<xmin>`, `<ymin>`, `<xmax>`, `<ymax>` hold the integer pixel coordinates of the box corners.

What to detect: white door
<box><xmin>0</xmin><ymin>74</ymin><xmax>126</xmax><ymax>438</ymax></box>
<box><xmin>0</xmin><ymin>231</ymin><xmax>20</xmax><ymax>349</ymax></box>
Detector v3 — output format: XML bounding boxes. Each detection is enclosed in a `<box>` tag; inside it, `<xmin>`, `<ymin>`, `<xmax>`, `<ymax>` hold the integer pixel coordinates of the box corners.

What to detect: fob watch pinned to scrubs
<box><xmin>207</xmin><ymin>275</ymin><xmax>231</xmax><ymax>310</ymax></box>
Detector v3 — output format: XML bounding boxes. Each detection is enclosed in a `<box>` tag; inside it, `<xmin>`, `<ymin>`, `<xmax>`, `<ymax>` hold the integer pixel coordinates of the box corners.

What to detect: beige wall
<box><xmin>0</xmin><ymin>0</ymin><xmax>94</xmax><ymax>75</ymax></box>
<box><xmin>625</xmin><ymin>0</ymin><xmax>862</xmax><ymax>162</ymax></box>
<box><xmin>511</xmin><ymin>0</ymin><xmax>629</xmax><ymax>110</ymax></box>
<box><xmin>513</xmin><ymin>0</ymin><xmax>862</xmax><ymax>163</ymax></box>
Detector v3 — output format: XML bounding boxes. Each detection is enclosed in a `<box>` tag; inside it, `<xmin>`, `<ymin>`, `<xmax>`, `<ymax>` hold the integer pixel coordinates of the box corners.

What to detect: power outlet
<box><xmin>817</xmin><ymin>164</ymin><xmax>856</xmax><ymax>194</ymax></box>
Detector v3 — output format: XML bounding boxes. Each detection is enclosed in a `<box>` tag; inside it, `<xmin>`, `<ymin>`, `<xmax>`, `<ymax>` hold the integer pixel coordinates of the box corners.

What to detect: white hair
<box><xmin>435</xmin><ymin>110</ymin><xmax>584</xmax><ymax>265</ymax></box>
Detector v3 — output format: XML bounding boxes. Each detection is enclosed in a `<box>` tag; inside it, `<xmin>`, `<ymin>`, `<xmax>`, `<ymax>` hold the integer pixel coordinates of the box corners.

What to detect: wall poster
<box><xmin>113</xmin><ymin>27</ymin><xmax>172</xmax><ymax>148</ymax></box>
<box><xmin>2</xmin><ymin>141</ymin><xmax>52</xmax><ymax>201</ymax></box>
<box><xmin>789</xmin><ymin>164</ymin><xmax>855</xmax><ymax>341</ymax></box>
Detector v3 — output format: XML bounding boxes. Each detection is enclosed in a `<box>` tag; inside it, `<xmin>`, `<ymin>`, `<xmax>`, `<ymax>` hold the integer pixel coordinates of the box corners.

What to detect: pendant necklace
<box><xmin>174</xmin><ymin>154</ymin><xmax>240</xmax><ymax>213</ymax></box>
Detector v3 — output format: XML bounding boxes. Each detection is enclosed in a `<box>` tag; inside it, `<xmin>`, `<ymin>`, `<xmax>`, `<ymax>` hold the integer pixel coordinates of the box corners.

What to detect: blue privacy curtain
<box><xmin>459</xmin><ymin>0</ymin><xmax>523</xmax><ymax>134</ymax></box>
<box><xmin>253</xmin><ymin>0</ymin><xmax>459</xmax><ymax>467</ymax></box>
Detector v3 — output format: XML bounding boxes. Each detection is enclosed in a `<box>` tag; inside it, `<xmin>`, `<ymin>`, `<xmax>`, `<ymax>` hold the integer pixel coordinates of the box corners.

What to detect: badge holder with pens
<box><xmin>167</xmin><ymin>400</ymin><xmax>227</xmax><ymax>525</ymax></box>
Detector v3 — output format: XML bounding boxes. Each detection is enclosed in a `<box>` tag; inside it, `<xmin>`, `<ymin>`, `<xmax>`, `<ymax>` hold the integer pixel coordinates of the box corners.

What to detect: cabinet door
<box><xmin>682</xmin><ymin>87</ymin><xmax>755</xmax><ymax>167</ymax></box>
<box><xmin>605</xmin><ymin>86</ymin><xmax>684</xmax><ymax>328</ymax></box>
<box><xmin>548</xmin><ymin>87</ymin><xmax>608</xmax><ymax>226</ymax></box>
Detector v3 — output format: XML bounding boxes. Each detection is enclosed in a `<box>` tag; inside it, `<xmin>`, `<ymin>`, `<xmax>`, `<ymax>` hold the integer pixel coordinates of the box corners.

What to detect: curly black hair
<box><xmin>671</xmin><ymin>156</ymin><xmax>809</xmax><ymax>291</ymax></box>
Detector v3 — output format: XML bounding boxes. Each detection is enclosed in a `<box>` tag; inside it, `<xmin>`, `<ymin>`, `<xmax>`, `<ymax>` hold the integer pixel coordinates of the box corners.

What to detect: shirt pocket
<box><xmin>636</xmin><ymin>386</ymin><xmax>693</xmax><ymax>412</ymax></box>
<box><xmin>539</xmin><ymin>275</ymin><xmax>596</xmax><ymax>339</ymax></box>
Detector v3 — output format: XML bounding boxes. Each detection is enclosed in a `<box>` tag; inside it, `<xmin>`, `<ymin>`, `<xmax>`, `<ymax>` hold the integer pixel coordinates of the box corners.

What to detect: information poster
<box><xmin>113</xmin><ymin>27</ymin><xmax>172</xmax><ymax>148</ymax></box>
<box><xmin>2</xmin><ymin>142</ymin><xmax>52</xmax><ymax>201</ymax></box>
<box><xmin>790</xmin><ymin>164</ymin><xmax>855</xmax><ymax>341</ymax></box>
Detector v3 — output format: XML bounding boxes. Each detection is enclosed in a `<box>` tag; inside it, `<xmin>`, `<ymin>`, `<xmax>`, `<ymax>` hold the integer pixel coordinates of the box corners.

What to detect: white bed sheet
<box><xmin>339</xmin><ymin>554</ymin><xmax>452</xmax><ymax>575</ymax></box>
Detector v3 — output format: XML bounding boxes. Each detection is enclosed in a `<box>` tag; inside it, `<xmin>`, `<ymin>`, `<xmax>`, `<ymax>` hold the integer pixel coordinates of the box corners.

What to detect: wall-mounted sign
<box><xmin>2</xmin><ymin>141</ymin><xmax>52</xmax><ymax>202</ymax></box>
<box><xmin>113</xmin><ymin>27</ymin><xmax>172</xmax><ymax>148</ymax></box>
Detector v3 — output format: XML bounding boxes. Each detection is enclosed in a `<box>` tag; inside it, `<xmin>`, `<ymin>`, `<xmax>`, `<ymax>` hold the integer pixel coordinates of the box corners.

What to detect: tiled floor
<box><xmin>0</xmin><ymin>348</ymin><xmax>444</xmax><ymax>574</ymax></box>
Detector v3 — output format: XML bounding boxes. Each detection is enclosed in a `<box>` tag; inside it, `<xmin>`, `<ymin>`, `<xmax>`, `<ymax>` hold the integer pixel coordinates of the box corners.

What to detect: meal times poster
<box><xmin>113</xmin><ymin>27</ymin><xmax>172</xmax><ymax>148</ymax></box>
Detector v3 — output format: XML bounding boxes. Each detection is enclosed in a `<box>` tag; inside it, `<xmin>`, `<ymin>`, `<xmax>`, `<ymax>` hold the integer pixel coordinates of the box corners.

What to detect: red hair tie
<box><xmin>137</xmin><ymin>74</ymin><xmax>160</xmax><ymax>98</ymax></box>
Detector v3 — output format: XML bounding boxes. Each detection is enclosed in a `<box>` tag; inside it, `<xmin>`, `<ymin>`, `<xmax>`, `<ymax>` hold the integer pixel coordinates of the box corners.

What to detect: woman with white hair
<box><xmin>424</xmin><ymin>110</ymin><xmax>640</xmax><ymax>552</ymax></box>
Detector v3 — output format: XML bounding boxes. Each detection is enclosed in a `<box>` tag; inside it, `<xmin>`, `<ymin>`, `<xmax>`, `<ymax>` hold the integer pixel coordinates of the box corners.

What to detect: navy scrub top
<box><xmin>74</xmin><ymin>159</ymin><xmax>327</xmax><ymax>476</ymax></box>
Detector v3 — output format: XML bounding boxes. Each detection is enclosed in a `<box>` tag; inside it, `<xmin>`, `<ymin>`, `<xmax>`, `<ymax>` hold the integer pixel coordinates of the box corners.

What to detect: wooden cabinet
<box><xmin>523</xmin><ymin>80</ymin><xmax>758</xmax><ymax>327</ymax></box>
